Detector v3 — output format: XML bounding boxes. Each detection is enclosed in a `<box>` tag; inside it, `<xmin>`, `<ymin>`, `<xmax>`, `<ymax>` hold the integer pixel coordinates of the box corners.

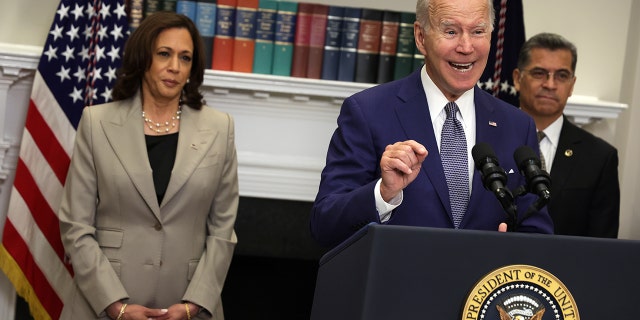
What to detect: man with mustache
<box><xmin>513</xmin><ymin>32</ymin><xmax>620</xmax><ymax>238</ymax></box>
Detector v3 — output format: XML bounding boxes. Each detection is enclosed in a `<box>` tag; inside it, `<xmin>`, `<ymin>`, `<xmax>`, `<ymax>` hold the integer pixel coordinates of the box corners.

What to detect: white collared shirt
<box><xmin>421</xmin><ymin>67</ymin><xmax>477</xmax><ymax>189</ymax></box>
<box><xmin>538</xmin><ymin>116</ymin><xmax>563</xmax><ymax>173</ymax></box>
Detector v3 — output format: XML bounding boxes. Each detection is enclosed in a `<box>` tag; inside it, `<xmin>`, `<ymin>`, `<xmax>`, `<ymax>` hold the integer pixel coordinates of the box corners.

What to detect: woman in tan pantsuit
<box><xmin>58</xmin><ymin>12</ymin><xmax>238</xmax><ymax>320</ymax></box>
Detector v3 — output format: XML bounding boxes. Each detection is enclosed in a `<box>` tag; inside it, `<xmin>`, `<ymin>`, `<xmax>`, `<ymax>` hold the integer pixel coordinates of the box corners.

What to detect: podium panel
<box><xmin>311</xmin><ymin>224</ymin><xmax>640</xmax><ymax>319</ymax></box>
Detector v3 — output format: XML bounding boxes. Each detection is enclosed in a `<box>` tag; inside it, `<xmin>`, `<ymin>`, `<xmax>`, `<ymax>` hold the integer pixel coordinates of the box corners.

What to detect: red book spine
<box><xmin>306</xmin><ymin>4</ymin><xmax>329</xmax><ymax>79</ymax></box>
<box><xmin>290</xmin><ymin>2</ymin><xmax>314</xmax><ymax>78</ymax></box>
<box><xmin>232</xmin><ymin>0</ymin><xmax>260</xmax><ymax>72</ymax></box>
<box><xmin>354</xmin><ymin>9</ymin><xmax>383</xmax><ymax>83</ymax></box>
<box><xmin>212</xmin><ymin>0</ymin><xmax>238</xmax><ymax>71</ymax></box>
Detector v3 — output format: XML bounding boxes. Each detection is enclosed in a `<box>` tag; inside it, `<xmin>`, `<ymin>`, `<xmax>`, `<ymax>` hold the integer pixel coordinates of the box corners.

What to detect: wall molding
<box><xmin>0</xmin><ymin>43</ymin><xmax>628</xmax><ymax>201</ymax></box>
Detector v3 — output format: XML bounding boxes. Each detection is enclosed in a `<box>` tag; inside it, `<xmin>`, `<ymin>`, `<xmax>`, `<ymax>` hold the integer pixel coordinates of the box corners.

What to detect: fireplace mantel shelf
<box><xmin>0</xmin><ymin>43</ymin><xmax>627</xmax><ymax>201</ymax></box>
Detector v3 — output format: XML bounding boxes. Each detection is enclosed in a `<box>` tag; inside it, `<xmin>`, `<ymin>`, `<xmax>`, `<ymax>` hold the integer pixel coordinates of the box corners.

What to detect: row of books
<box><xmin>170</xmin><ymin>0</ymin><xmax>425</xmax><ymax>84</ymax></box>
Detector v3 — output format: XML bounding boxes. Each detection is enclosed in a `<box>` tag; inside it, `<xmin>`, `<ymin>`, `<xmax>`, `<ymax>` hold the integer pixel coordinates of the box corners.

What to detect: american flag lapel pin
<box><xmin>489</xmin><ymin>121</ymin><xmax>497</xmax><ymax>127</ymax></box>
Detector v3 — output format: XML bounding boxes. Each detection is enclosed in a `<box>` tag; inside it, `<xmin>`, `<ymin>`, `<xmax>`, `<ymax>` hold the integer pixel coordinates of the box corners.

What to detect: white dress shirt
<box><xmin>538</xmin><ymin>116</ymin><xmax>563</xmax><ymax>173</ymax></box>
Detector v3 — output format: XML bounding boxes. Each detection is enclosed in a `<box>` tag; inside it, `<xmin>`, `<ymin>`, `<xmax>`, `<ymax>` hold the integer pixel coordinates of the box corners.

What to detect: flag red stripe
<box><xmin>1</xmin><ymin>2</ymin><xmax>131</xmax><ymax>317</ymax></box>
<box><xmin>13</xmin><ymin>159</ymin><xmax>68</xmax><ymax>268</ymax></box>
<box><xmin>3</xmin><ymin>221</ymin><xmax>63</xmax><ymax>319</ymax></box>
<box><xmin>25</xmin><ymin>100</ymin><xmax>71</xmax><ymax>185</ymax></box>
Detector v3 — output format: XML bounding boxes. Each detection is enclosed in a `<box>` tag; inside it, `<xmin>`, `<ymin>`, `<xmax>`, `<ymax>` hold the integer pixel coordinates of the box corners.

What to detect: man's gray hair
<box><xmin>415</xmin><ymin>0</ymin><xmax>495</xmax><ymax>32</ymax></box>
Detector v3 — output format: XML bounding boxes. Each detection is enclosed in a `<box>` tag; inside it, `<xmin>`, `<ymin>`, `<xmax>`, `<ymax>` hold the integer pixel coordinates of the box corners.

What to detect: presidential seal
<box><xmin>461</xmin><ymin>265</ymin><xmax>579</xmax><ymax>320</ymax></box>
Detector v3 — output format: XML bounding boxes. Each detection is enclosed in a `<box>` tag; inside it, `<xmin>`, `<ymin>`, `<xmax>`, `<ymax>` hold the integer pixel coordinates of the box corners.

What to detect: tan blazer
<box><xmin>58</xmin><ymin>93</ymin><xmax>238</xmax><ymax>319</ymax></box>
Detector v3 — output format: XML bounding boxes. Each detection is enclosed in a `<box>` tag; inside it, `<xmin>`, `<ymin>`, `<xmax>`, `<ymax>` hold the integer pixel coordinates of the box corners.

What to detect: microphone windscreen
<box><xmin>472</xmin><ymin>142</ymin><xmax>497</xmax><ymax>164</ymax></box>
<box><xmin>513</xmin><ymin>145</ymin><xmax>540</xmax><ymax>168</ymax></box>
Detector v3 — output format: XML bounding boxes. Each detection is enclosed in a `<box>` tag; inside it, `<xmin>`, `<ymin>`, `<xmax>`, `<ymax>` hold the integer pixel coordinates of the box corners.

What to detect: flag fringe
<box><xmin>0</xmin><ymin>244</ymin><xmax>52</xmax><ymax>320</ymax></box>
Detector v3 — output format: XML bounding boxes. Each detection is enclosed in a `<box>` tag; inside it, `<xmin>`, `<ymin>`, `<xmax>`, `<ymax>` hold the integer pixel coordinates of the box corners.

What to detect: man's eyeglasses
<box><xmin>522</xmin><ymin>68</ymin><xmax>574</xmax><ymax>83</ymax></box>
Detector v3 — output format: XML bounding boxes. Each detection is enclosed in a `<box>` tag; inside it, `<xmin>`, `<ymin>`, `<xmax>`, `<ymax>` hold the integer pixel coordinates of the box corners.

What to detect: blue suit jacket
<box><xmin>311</xmin><ymin>70</ymin><xmax>554</xmax><ymax>247</ymax></box>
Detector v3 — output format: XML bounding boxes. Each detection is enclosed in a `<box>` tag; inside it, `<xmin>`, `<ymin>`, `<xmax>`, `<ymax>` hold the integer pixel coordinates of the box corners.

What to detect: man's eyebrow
<box><xmin>439</xmin><ymin>19</ymin><xmax>456</xmax><ymax>27</ymax></box>
<box><xmin>438</xmin><ymin>20</ymin><xmax>488</xmax><ymax>29</ymax></box>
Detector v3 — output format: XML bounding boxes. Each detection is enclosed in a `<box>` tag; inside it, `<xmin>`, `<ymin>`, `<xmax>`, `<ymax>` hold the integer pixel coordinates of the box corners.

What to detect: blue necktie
<box><xmin>441</xmin><ymin>102</ymin><xmax>469</xmax><ymax>228</ymax></box>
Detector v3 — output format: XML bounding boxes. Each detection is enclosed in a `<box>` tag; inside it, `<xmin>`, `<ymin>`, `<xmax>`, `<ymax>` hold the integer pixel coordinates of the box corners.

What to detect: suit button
<box><xmin>154</xmin><ymin>223</ymin><xmax>162</xmax><ymax>231</ymax></box>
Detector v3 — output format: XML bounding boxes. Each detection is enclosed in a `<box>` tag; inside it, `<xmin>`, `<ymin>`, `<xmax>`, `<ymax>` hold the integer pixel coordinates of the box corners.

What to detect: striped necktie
<box><xmin>537</xmin><ymin>131</ymin><xmax>547</xmax><ymax>171</ymax></box>
<box><xmin>441</xmin><ymin>102</ymin><xmax>469</xmax><ymax>228</ymax></box>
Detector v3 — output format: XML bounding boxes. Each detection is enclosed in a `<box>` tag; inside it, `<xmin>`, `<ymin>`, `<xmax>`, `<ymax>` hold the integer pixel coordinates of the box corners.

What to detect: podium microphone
<box><xmin>472</xmin><ymin>142</ymin><xmax>517</xmax><ymax>231</ymax></box>
<box><xmin>513</xmin><ymin>145</ymin><xmax>551</xmax><ymax>204</ymax></box>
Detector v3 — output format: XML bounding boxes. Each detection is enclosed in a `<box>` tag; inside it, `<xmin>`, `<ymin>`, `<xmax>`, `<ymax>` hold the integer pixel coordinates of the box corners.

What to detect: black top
<box><xmin>145</xmin><ymin>132</ymin><xmax>179</xmax><ymax>205</ymax></box>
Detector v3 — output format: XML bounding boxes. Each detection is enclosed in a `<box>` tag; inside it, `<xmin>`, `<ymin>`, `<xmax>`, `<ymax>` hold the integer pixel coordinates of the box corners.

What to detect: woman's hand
<box><xmin>106</xmin><ymin>301</ymin><xmax>169</xmax><ymax>320</ymax></box>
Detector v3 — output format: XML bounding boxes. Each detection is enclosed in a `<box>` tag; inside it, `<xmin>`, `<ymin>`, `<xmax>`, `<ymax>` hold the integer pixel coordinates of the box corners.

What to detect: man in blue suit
<box><xmin>310</xmin><ymin>0</ymin><xmax>554</xmax><ymax>248</ymax></box>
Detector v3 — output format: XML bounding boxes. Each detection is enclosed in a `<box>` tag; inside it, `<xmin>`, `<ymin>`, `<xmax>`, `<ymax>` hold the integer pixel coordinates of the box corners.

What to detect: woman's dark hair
<box><xmin>112</xmin><ymin>11</ymin><xmax>205</xmax><ymax>109</ymax></box>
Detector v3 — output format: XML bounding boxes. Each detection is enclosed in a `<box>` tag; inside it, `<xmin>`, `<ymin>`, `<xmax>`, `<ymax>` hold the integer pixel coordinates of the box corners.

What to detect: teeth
<box><xmin>451</xmin><ymin>62</ymin><xmax>472</xmax><ymax>68</ymax></box>
<box><xmin>451</xmin><ymin>62</ymin><xmax>473</xmax><ymax>72</ymax></box>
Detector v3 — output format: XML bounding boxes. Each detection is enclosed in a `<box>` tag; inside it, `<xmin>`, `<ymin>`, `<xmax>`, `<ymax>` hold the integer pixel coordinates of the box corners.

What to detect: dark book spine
<box><xmin>413</xmin><ymin>51</ymin><xmax>425</xmax><ymax>71</ymax></box>
<box><xmin>162</xmin><ymin>0</ymin><xmax>178</xmax><ymax>11</ymax></box>
<box><xmin>354</xmin><ymin>9</ymin><xmax>383</xmax><ymax>84</ymax></box>
<box><xmin>393</xmin><ymin>12</ymin><xmax>416</xmax><ymax>80</ymax></box>
<box><xmin>306</xmin><ymin>4</ymin><xmax>329</xmax><ymax>79</ymax></box>
<box><xmin>337</xmin><ymin>7</ymin><xmax>361</xmax><ymax>82</ymax></box>
<box><xmin>290</xmin><ymin>3</ymin><xmax>314</xmax><ymax>78</ymax></box>
<box><xmin>252</xmin><ymin>0</ymin><xmax>278</xmax><ymax>74</ymax></box>
<box><xmin>144</xmin><ymin>0</ymin><xmax>162</xmax><ymax>17</ymax></box>
<box><xmin>376</xmin><ymin>10</ymin><xmax>400</xmax><ymax>84</ymax></box>
<box><xmin>194</xmin><ymin>0</ymin><xmax>217</xmax><ymax>70</ymax></box>
<box><xmin>320</xmin><ymin>6</ymin><xmax>345</xmax><ymax>81</ymax></box>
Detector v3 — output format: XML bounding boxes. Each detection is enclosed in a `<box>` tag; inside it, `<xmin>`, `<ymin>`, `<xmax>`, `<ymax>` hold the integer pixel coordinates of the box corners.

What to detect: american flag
<box><xmin>479</xmin><ymin>0</ymin><xmax>525</xmax><ymax>107</ymax></box>
<box><xmin>0</xmin><ymin>1</ymin><xmax>128</xmax><ymax>319</ymax></box>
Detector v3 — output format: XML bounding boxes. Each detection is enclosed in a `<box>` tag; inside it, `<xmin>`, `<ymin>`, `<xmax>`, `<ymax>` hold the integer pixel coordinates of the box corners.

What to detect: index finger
<box><xmin>402</xmin><ymin>140</ymin><xmax>427</xmax><ymax>156</ymax></box>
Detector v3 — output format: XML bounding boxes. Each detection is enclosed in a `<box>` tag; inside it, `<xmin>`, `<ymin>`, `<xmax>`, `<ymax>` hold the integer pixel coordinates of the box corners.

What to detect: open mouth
<box><xmin>450</xmin><ymin>62</ymin><xmax>473</xmax><ymax>72</ymax></box>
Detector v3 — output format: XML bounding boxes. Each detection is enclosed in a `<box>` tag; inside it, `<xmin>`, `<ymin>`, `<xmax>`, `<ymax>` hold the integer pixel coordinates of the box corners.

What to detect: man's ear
<box><xmin>413</xmin><ymin>22</ymin><xmax>427</xmax><ymax>56</ymax></box>
<box><xmin>512</xmin><ymin>68</ymin><xmax>521</xmax><ymax>92</ymax></box>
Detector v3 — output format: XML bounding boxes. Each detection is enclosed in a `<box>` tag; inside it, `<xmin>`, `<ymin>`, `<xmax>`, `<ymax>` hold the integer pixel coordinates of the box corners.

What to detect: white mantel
<box><xmin>0</xmin><ymin>43</ymin><xmax>628</xmax><ymax>203</ymax></box>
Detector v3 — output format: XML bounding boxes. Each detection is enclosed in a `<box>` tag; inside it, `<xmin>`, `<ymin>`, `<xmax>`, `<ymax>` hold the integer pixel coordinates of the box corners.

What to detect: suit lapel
<box><xmin>161</xmin><ymin>106</ymin><xmax>217</xmax><ymax>207</ymax></box>
<box><xmin>550</xmin><ymin>117</ymin><xmax>580</xmax><ymax>193</ymax></box>
<box><xmin>101</xmin><ymin>94</ymin><xmax>161</xmax><ymax>218</ymax></box>
<box><xmin>394</xmin><ymin>72</ymin><xmax>450</xmax><ymax>215</ymax></box>
<box><xmin>467</xmin><ymin>89</ymin><xmax>502</xmax><ymax>219</ymax></box>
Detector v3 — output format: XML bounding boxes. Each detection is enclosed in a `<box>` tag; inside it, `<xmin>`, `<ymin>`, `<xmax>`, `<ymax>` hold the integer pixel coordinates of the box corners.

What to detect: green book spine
<box><xmin>413</xmin><ymin>51</ymin><xmax>424</xmax><ymax>71</ymax></box>
<box><xmin>253</xmin><ymin>0</ymin><xmax>278</xmax><ymax>74</ymax></box>
<box><xmin>161</xmin><ymin>0</ymin><xmax>178</xmax><ymax>11</ymax></box>
<box><xmin>272</xmin><ymin>1</ymin><xmax>298</xmax><ymax>76</ymax></box>
<box><xmin>144</xmin><ymin>0</ymin><xmax>161</xmax><ymax>17</ymax></box>
<box><xmin>394</xmin><ymin>12</ymin><xmax>416</xmax><ymax>80</ymax></box>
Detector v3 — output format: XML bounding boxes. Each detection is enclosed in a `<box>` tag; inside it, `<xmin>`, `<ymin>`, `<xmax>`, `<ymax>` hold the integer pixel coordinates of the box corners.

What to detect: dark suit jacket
<box><xmin>547</xmin><ymin>116</ymin><xmax>619</xmax><ymax>237</ymax></box>
<box><xmin>310</xmin><ymin>70</ymin><xmax>554</xmax><ymax>247</ymax></box>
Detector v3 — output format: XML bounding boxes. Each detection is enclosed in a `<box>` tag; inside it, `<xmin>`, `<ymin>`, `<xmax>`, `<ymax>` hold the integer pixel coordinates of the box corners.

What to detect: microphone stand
<box><xmin>494</xmin><ymin>186</ymin><xmax>518</xmax><ymax>232</ymax></box>
<box><xmin>509</xmin><ymin>182</ymin><xmax>551</xmax><ymax>230</ymax></box>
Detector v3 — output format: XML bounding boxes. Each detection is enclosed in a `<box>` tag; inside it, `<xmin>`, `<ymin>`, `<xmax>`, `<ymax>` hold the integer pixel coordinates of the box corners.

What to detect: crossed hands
<box><xmin>107</xmin><ymin>301</ymin><xmax>200</xmax><ymax>320</ymax></box>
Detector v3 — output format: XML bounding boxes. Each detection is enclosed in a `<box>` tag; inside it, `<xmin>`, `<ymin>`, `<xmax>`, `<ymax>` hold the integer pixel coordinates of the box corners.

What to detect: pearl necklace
<box><xmin>142</xmin><ymin>106</ymin><xmax>182</xmax><ymax>133</ymax></box>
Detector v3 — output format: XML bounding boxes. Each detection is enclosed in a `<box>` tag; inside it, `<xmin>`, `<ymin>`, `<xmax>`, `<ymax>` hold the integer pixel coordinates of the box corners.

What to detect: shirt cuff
<box><xmin>374</xmin><ymin>178</ymin><xmax>402</xmax><ymax>223</ymax></box>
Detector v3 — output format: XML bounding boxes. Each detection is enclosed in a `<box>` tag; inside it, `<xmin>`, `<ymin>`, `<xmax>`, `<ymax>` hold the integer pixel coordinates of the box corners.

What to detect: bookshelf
<box><xmin>0</xmin><ymin>43</ymin><xmax>628</xmax><ymax>202</ymax></box>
